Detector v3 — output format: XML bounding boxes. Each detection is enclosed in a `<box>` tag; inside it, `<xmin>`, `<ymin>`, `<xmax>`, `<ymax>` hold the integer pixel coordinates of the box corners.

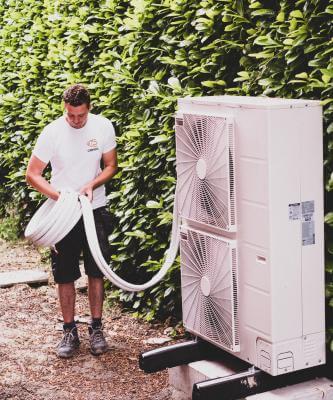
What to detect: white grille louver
<box><xmin>180</xmin><ymin>227</ymin><xmax>240</xmax><ymax>352</ymax></box>
<box><xmin>176</xmin><ymin>113</ymin><xmax>236</xmax><ymax>232</ymax></box>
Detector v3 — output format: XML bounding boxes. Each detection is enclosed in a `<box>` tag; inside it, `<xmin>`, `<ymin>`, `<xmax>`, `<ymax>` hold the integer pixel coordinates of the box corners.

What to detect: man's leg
<box><xmin>56</xmin><ymin>282</ymin><xmax>80</xmax><ymax>358</ymax></box>
<box><xmin>51</xmin><ymin>219</ymin><xmax>83</xmax><ymax>358</ymax></box>
<box><xmin>58</xmin><ymin>282</ymin><xmax>76</xmax><ymax>323</ymax></box>
<box><xmin>87</xmin><ymin>276</ymin><xmax>108</xmax><ymax>355</ymax></box>
<box><xmin>84</xmin><ymin>207</ymin><xmax>111</xmax><ymax>355</ymax></box>
<box><xmin>88</xmin><ymin>276</ymin><xmax>104</xmax><ymax>319</ymax></box>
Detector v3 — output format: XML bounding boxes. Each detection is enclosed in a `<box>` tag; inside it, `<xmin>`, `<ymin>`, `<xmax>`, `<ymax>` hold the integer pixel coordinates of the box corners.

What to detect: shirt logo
<box><xmin>87</xmin><ymin>139</ymin><xmax>99</xmax><ymax>152</ymax></box>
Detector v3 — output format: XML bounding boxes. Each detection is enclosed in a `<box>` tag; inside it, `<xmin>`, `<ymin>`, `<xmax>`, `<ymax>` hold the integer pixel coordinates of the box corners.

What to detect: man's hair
<box><xmin>63</xmin><ymin>84</ymin><xmax>90</xmax><ymax>107</ymax></box>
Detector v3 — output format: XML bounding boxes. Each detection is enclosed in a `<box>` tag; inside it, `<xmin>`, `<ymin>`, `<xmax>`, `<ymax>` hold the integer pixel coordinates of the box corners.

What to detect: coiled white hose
<box><xmin>25</xmin><ymin>189</ymin><xmax>180</xmax><ymax>292</ymax></box>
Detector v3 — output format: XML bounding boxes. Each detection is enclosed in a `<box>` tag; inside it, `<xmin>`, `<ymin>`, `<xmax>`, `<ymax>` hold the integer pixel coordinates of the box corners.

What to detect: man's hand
<box><xmin>79</xmin><ymin>184</ymin><xmax>93</xmax><ymax>202</ymax></box>
<box><xmin>26</xmin><ymin>155</ymin><xmax>61</xmax><ymax>201</ymax></box>
<box><xmin>78</xmin><ymin>149</ymin><xmax>117</xmax><ymax>203</ymax></box>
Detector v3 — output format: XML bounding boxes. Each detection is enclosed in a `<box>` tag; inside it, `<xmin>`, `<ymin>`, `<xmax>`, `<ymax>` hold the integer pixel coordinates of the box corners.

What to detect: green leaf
<box><xmin>251</xmin><ymin>9</ymin><xmax>275</xmax><ymax>17</ymax></box>
<box><xmin>79</xmin><ymin>32</ymin><xmax>89</xmax><ymax>43</ymax></box>
<box><xmin>133</xmin><ymin>300</ymin><xmax>141</xmax><ymax>309</ymax></box>
<box><xmin>290</xmin><ymin>10</ymin><xmax>303</xmax><ymax>19</ymax></box>
<box><xmin>325</xmin><ymin>213</ymin><xmax>333</xmax><ymax>226</ymax></box>
<box><xmin>238</xmin><ymin>71</ymin><xmax>250</xmax><ymax>78</ymax></box>
<box><xmin>276</xmin><ymin>11</ymin><xmax>285</xmax><ymax>22</ymax></box>
<box><xmin>248</xmin><ymin>51</ymin><xmax>275</xmax><ymax>59</ymax></box>
<box><xmin>249</xmin><ymin>2</ymin><xmax>261</xmax><ymax>9</ymax></box>
<box><xmin>295</xmin><ymin>72</ymin><xmax>308</xmax><ymax>79</ymax></box>
<box><xmin>283</xmin><ymin>38</ymin><xmax>294</xmax><ymax>46</ymax></box>
<box><xmin>224</xmin><ymin>24</ymin><xmax>236</xmax><ymax>32</ymax></box>
<box><xmin>149</xmin><ymin>135</ymin><xmax>169</xmax><ymax>144</ymax></box>
<box><xmin>201</xmin><ymin>80</ymin><xmax>226</xmax><ymax>87</ymax></box>
<box><xmin>167</xmin><ymin>77</ymin><xmax>181</xmax><ymax>91</ymax></box>
<box><xmin>201</xmin><ymin>81</ymin><xmax>215</xmax><ymax>87</ymax></box>
<box><xmin>254</xmin><ymin>36</ymin><xmax>278</xmax><ymax>46</ymax></box>
<box><xmin>322</xmin><ymin>75</ymin><xmax>331</xmax><ymax>84</ymax></box>
<box><xmin>124</xmin><ymin>230</ymin><xmax>147</xmax><ymax>239</ymax></box>
<box><xmin>327</xmin><ymin>123</ymin><xmax>333</xmax><ymax>135</ymax></box>
<box><xmin>320</xmin><ymin>69</ymin><xmax>333</xmax><ymax>78</ymax></box>
<box><xmin>146</xmin><ymin>200</ymin><xmax>161</xmax><ymax>209</ymax></box>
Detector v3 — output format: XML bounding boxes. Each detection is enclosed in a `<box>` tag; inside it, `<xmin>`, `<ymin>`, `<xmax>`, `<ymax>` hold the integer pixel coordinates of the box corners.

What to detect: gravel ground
<box><xmin>0</xmin><ymin>239</ymin><xmax>177</xmax><ymax>400</ymax></box>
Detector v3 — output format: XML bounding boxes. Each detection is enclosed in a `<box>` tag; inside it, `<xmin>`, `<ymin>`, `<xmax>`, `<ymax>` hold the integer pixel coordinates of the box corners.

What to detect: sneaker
<box><xmin>88</xmin><ymin>324</ymin><xmax>109</xmax><ymax>356</ymax></box>
<box><xmin>57</xmin><ymin>327</ymin><xmax>80</xmax><ymax>358</ymax></box>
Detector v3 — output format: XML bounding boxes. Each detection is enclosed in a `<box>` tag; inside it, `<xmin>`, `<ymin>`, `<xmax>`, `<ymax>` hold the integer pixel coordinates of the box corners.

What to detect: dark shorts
<box><xmin>51</xmin><ymin>207</ymin><xmax>112</xmax><ymax>284</ymax></box>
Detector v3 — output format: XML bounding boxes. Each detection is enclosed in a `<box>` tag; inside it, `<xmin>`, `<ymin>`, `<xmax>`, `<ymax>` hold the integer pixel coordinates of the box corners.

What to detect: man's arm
<box><xmin>26</xmin><ymin>155</ymin><xmax>60</xmax><ymax>201</ymax></box>
<box><xmin>79</xmin><ymin>148</ymin><xmax>118</xmax><ymax>201</ymax></box>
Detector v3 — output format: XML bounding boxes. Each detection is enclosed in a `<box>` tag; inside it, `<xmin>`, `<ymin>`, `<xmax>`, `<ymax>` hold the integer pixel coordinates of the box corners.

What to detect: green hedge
<box><xmin>0</xmin><ymin>0</ymin><xmax>332</xmax><ymax>343</ymax></box>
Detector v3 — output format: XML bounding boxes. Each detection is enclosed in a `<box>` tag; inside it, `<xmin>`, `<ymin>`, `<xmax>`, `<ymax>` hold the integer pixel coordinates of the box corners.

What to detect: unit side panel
<box><xmin>239</xmin><ymin>158</ymin><xmax>269</xmax><ymax>205</ymax></box>
<box><xmin>233</xmin><ymin>108</ymin><xmax>273</xmax><ymax>349</ymax></box>
<box><xmin>241</xmin><ymin>243</ymin><xmax>270</xmax><ymax>293</ymax></box>
<box><xmin>299</xmin><ymin>106</ymin><xmax>325</xmax><ymax>336</ymax></box>
<box><xmin>268</xmin><ymin>108</ymin><xmax>303</xmax><ymax>342</ymax></box>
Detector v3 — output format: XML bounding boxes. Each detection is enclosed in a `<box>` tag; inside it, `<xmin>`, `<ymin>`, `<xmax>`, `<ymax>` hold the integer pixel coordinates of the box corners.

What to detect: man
<box><xmin>26</xmin><ymin>84</ymin><xmax>118</xmax><ymax>358</ymax></box>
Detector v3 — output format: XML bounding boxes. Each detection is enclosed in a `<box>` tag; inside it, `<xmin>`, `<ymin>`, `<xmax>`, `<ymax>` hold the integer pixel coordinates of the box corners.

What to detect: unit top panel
<box><xmin>178</xmin><ymin>95</ymin><xmax>321</xmax><ymax>109</ymax></box>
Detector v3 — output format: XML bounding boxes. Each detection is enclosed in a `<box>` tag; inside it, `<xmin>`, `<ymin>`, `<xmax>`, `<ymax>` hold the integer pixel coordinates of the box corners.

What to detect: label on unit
<box><xmin>288</xmin><ymin>200</ymin><xmax>315</xmax><ymax>246</ymax></box>
<box><xmin>302</xmin><ymin>220</ymin><xmax>315</xmax><ymax>246</ymax></box>
<box><xmin>302</xmin><ymin>200</ymin><xmax>315</xmax><ymax>246</ymax></box>
<box><xmin>288</xmin><ymin>203</ymin><xmax>301</xmax><ymax>220</ymax></box>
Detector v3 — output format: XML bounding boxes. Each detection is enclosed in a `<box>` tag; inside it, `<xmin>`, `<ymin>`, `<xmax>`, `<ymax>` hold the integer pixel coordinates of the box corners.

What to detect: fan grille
<box><xmin>180</xmin><ymin>228</ymin><xmax>240</xmax><ymax>352</ymax></box>
<box><xmin>232</xmin><ymin>247</ymin><xmax>240</xmax><ymax>347</ymax></box>
<box><xmin>228</xmin><ymin>123</ymin><xmax>236</xmax><ymax>227</ymax></box>
<box><xmin>176</xmin><ymin>113</ymin><xmax>236</xmax><ymax>231</ymax></box>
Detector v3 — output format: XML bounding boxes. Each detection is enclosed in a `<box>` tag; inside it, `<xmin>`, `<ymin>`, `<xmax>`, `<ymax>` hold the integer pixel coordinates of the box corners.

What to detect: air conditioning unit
<box><xmin>175</xmin><ymin>96</ymin><xmax>325</xmax><ymax>376</ymax></box>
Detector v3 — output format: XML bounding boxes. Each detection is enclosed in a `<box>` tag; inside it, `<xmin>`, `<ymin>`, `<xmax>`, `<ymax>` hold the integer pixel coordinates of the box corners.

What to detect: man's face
<box><xmin>64</xmin><ymin>103</ymin><xmax>90</xmax><ymax>129</ymax></box>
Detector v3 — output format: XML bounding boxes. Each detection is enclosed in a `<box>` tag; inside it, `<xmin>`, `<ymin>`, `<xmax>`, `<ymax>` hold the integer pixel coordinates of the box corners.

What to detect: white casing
<box><xmin>176</xmin><ymin>96</ymin><xmax>325</xmax><ymax>376</ymax></box>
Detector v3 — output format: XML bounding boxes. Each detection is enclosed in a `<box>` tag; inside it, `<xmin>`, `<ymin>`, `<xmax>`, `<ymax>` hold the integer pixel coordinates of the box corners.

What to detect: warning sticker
<box><xmin>302</xmin><ymin>200</ymin><xmax>314</xmax><ymax>216</ymax></box>
<box><xmin>302</xmin><ymin>201</ymin><xmax>314</xmax><ymax>225</ymax></box>
<box><xmin>288</xmin><ymin>200</ymin><xmax>315</xmax><ymax>245</ymax></box>
<box><xmin>302</xmin><ymin>200</ymin><xmax>315</xmax><ymax>245</ymax></box>
<box><xmin>289</xmin><ymin>203</ymin><xmax>301</xmax><ymax>220</ymax></box>
<box><xmin>302</xmin><ymin>220</ymin><xmax>315</xmax><ymax>246</ymax></box>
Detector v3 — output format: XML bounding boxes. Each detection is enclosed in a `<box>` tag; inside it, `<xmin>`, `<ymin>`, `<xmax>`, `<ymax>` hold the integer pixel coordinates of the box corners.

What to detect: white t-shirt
<box><xmin>33</xmin><ymin>113</ymin><xmax>116</xmax><ymax>209</ymax></box>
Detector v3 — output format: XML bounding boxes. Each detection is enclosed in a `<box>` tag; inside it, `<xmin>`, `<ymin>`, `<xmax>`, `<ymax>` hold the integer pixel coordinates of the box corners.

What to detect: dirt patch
<box><xmin>0</xmin><ymin>239</ymin><xmax>175</xmax><ymax>400</ymax></box>
<box><xmin>0</xmin><ymin>239</ymin><xmax>43</xmax><ymax>272</ymax></box>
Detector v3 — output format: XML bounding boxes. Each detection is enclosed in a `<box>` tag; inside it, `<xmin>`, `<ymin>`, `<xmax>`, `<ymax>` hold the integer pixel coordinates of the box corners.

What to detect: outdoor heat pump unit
<box><xmin>175</xmin><ymin>95</ymin><xmax>326</xmax><ymax>376</ymax></box>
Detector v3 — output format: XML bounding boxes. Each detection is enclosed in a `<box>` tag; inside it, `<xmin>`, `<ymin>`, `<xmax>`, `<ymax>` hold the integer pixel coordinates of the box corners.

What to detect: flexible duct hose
<box><xmin>25</xmin><ymin>189</ymin><xmax>180</xmax><ymax>292</ymax></box>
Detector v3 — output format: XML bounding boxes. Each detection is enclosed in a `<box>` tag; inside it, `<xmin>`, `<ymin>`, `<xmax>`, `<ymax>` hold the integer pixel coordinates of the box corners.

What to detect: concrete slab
<box><xmin>169</xmin><ymin>361</ymin><xmax>333</xmax><ymax>400</ymax></box>
<box><xmin>248</xmin><ymin>377</ymin><xmax>333</xmax><ymax>399</ymax></box>
<box><xmin>169</xmin><ymin>358</ymin><xmax>244</xmax><ymax>399</ymax></box>
<box><xmin>0</xmin><ymin>269</ymin><xmax>48</xmax><ymax>288</ymax></box>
